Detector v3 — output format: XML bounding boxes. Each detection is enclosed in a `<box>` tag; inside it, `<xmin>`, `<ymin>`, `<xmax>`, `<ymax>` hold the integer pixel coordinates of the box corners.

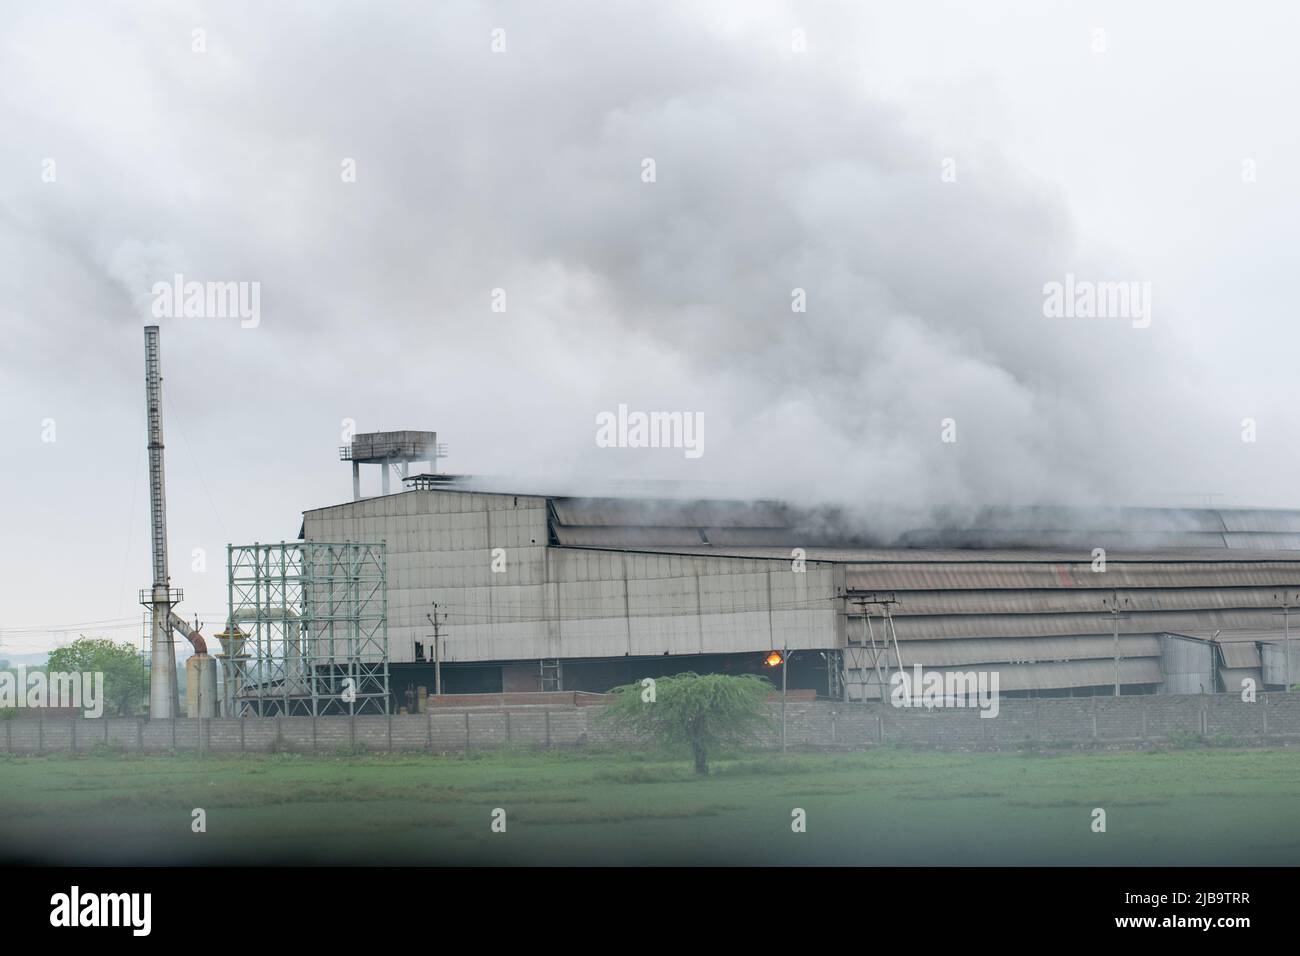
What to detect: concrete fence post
<box><xmin>37</xmin><ymin>715</ymin><xmax>43</xmax><ymax>755</ymax></box>
<box><xmin>312</xmin><ymin>716</ymin><xmax>318</xmax><ymax>754</ymax></box>
<box><xmin>1141</xmin><ymin>698</ymin><xmax>1148</xmax><ymax>740</ymax></box>
<box><xmin>275</xmin><ymin>716</ymin><xmax>283</xmax><ymax>751</ymax></box>
<box><xmin>545</xmin><ymin>710</ymin><xmax>552</xmax><ymax>748</ymax></box>
<box><xmin>1090</xmin><ymin>696</ymin><xmax>1098</xmax><ymax>741</ymax></box>
<box><xmin>137</xmin><ymin>719</ymin><xmax>143</xmax><ymax>753</ymax></box>
<box><xmin>239</xmin><ymin>716</ymin><xmax>246</xmax><ymax>753</ymax></box>
<box><xmin>349</xmin><ymin>714</ymin><xmax>355</xmax><ymax>751</ymax></box>
<box><xmin>506</xmin><ymin>710</ymin><xmax>512</xmax><ymax>745</ymax></box>
<box><xmin>1262</xmin><ymin>693</ymin><xmax>1269</xmax><ymax>738</ymax></box>
<box><xmin>426</xmin><ymin>711</ymin><xmax>433</xmax><ymax>752</ymax></box>
<box><xmin>387</xmin><ymin>714</ymin><xmax>393</xmax><ymax>753</ymax></box>
<box><xmin>464</xmin><ymin>711</ymin><xmax>471</xmax><ymax>750</ymax></box>
<box><xmin>70</xmin><ymin>717</ymin><xmax>77</xmax><ymax>754</ymax></box>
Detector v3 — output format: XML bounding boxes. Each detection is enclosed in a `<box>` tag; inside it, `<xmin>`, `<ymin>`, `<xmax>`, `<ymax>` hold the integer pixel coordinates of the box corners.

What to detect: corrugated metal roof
<box><xmin>551</xmin><ymin>497</ymin><xmax>787</xmax><ymax>529</ymax></box>
<box><xmin>554</xmin><ymin>526</ymin><xmax>797</xmax><ymax>548</ymax></box>
<box><xmin>896</xmin><ymin>530</ymin><xmax>1237</xmax><ymax>550</ymax></box>
<box><xmin>846</xmin><ymin>562</ymin><xmax>1300</xmax><ymax>591</ymax></box>
<box><xmin>622</xmin><ymin>544</ymin><xmax>1300</xmax><ymax>566</ymax></box>
<box><xmin>1169</xmin><ymin>628</ymin><xmax>1291</xmax><ymax>644</ymax></box>
<box><xmin>901</xmin><ymin>505</ymin><xmax>1231</xmax><ymax>534</ymax></box>
<box><xmin>1218</xmin><ymin>642</ymin><xmax>1262</xmax><ymax>668</ymax></box>
<box><xmin>857</xmin><ymin>635</ymin><xmax>1160</xmax><ymax>667</ymax></box>
<box><xmin>867</xmin><ymin>609</ymin><xmax>1282</xmax><ymax>641</ymax></box>
<box><xmin>897</xmin><ymin>531</ymin><xmax>1300</xmax><ymax>551</ymax></box>
<box><xmin>1219</xmin><ymin>510</ymin><xmax>1300</xmax><ymax>533</ymax></box>
<box><xmin>555</xmin><ymin>526</ymin><xmax>707</xmax><ymax>547</ymax></box>
<box><xmin>853</xmin><ymin>588</ymin><xmax>1295</xmax><ymax>616</ymax></box>
<box><xmin>542</xmin><ymin>494</ymin><xmax>1300</xmax><ymax>553</ymax></box>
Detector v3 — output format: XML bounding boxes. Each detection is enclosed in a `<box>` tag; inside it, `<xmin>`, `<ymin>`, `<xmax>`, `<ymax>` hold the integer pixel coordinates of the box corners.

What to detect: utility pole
<box><xmin>781</xmin><ymin>642</ymin><xmax>789</xmax><ymax>754</ymax></box>
<box><xmin>1106</xmin><ymin>590</ymin><xmax>1130</xmax><ymax>697</ymax></box>
<box><xmin>1277</xmin><ymin>590</ymin><xmax>1296</xmax><ymax>692</ymax></box>
<box><xmin>1268</xmin><ymin>590</ymin><xmax>1296</xmax><ymax>692</ymax></box>
<box><xmin>195</xmin><ymin>615</ymin><xmax>203</xmax><ymax>755</ymax></box>
<box><xmin>1279</xmin><ymin>595</ymin><xmax>1289</xmax><ymax>691</ymax></box>
<box><xmin>1112</xmin><ymin>590</ymin><xmax>1120</xmax><ymax>696</ymax></box>
<box><xmin>426</xmin><ymin>603</ymin><xmax>446</xmax><ymax>696</ymax></box>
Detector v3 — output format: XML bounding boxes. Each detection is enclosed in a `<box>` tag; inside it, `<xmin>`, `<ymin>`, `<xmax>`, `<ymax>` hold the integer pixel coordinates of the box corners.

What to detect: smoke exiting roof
<box><xmin>396</xmin><ymin>475</ymin><xmax>1300</xmax><ymax>552</ymax></box>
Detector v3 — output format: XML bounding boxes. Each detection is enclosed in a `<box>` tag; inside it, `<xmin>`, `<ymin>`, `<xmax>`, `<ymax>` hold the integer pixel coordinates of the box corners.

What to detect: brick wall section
<box><xmin>5</xmin><ymin>693</ymin><xmax>1300</xmax><ymax>755</ymax></box>
<box><xmin>1263</xmin><ymin>693</ymin><xmax>1300</xmax><ymax>740</ymax></box>
<box><xmin>1035</xmin><ymin>698</ymin><xmax>1093</xmax><ymax>743</ymax></box>
<box><xmin>1205</xmin><ymin>694</ymin><xmax>1265</xmax><ymax>738</ymax></box>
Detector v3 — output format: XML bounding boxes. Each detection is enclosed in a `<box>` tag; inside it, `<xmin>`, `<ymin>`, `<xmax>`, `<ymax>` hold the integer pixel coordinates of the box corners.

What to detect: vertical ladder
<box><xmin>144</xmin><ymin>327</ymin><xmax>169</xmax><ymax>588</ymax></box>
<box><xmin>539</xmin><ymin>659</ymin><xmax>562</xmax><ymax>693</ymax></box>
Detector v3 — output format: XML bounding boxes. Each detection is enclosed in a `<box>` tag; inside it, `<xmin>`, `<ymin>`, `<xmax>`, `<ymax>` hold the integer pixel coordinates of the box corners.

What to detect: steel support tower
<box><xmin>225</xmin><ymin>541</ymin><xmax>390</xmax><ymax>716</ymax></box>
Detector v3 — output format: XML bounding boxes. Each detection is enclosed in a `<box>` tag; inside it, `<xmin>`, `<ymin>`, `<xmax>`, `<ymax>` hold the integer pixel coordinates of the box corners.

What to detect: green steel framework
<box><xmin>225</xmin><ymin>541</ymin><xmax>389</xmax><ymax>716</ymax></box>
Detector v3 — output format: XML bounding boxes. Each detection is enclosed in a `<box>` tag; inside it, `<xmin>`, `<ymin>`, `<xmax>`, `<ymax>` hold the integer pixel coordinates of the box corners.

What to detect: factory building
<box><xmin>299</xmin><ymin>464</ymin><xmax>1300</xmax><ymax>702</ymax></box>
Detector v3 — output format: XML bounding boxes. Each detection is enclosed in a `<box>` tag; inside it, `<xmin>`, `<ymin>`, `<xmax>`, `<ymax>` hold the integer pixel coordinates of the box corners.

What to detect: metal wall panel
<box><xmin>845</xmin><ymin>658</ymin><xmax>1162</xmax><ymax>699</ymax></box>
<box><xmin>306</xmin><ymin>489</ymin><xmax>840</xmax><ymax>663</ymax></box>
<box><xmin>1160</xmin><ymin>634</ymin><xmax>1214</xmax><ymax>695</ymax></box>
<box><xmin>1261</xmin><ymin>642</ymin><xmax>1300</xmax><ymax>686</ymax></box>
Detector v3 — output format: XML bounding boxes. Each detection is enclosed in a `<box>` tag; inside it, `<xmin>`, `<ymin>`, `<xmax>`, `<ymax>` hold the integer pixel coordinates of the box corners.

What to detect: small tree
<box><xmin>46</xmin><ymin>637</ymin><xmax>147</xmax><ymax>716</ymax></box>
<box><xmin>603</xmin><ymin>672</ymin><xmax>773</xmax><ymax>775</ymax></box>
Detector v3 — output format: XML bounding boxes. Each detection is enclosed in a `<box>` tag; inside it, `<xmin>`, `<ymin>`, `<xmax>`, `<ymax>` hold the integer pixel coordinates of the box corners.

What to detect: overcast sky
<box><xmin>2</xmin><ymin>1</ymin><xmax>1298</xmax><ymax>655</ymax></box>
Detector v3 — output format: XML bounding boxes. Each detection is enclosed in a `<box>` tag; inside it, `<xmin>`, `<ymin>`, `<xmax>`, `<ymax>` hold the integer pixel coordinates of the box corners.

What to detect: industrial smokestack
<box><xmin>143</xmin><ymin>325</ymin><xmax>178</xmax><ymax>718</ymax></box>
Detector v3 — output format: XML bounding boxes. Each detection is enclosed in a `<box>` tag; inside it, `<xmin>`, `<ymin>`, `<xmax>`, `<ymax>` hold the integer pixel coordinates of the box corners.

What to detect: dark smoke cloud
<box><xmin>1</xmin><ymin>1</ymin><xmax>1297</xmax><ymax>643</ymax></box>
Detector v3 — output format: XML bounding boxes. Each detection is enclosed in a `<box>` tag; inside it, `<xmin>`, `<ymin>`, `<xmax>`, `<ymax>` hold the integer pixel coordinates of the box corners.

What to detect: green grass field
<box><xmin>2</xmin><ymin>746</ymin><xmax>1299</xmax><ymax>865</ymax></box>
